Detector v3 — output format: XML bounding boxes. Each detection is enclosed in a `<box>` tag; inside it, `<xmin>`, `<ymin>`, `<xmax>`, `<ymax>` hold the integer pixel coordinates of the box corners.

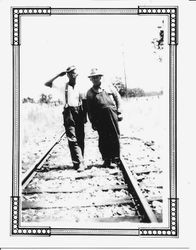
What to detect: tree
<box><xmin>112</xmin><ymin>77</ymin><xmax>146</xmax><ymax>98</ymax></box>
<box><xmin>39</xmin><ymin>94</ymin><xmax>52</xmax><ymax>104</ymax></box>
<box><xmin>22</xmin><ymin>97</ymin><xmax>35</xmax><ymax>103</ymax></box>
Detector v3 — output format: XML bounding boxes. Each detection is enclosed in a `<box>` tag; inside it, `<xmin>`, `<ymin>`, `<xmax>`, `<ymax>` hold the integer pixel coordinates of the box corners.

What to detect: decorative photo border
<box><xmin>11</xmin><ymin>6</ymin><xmax>178</xmax><ymax>237</ymax></box>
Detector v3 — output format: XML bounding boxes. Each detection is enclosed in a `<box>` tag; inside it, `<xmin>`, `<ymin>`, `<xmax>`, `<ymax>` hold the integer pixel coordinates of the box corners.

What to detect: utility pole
<box><xmin>121</xmin><ymin>43</ymin><xmax>128</xmax><ymax>98</ymax></box>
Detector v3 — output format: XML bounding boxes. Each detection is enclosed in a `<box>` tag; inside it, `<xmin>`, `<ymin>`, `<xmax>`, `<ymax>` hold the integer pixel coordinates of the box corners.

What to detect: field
<box><xmin>21</xmin><ymin>103</ymin><xmax>64</xmax><ymax>173</ymax></box>
<box><xmin>21</xmin><ymin>96</ymin><xmax>168</xmax><ymax>222</ymax></box>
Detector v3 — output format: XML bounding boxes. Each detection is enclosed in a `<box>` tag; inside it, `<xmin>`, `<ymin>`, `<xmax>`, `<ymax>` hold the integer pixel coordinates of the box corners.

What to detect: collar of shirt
<box><xmin>92</xmin><ymin>87</ymin><xmax>103</xmax><ymax>94</ymax></box>
<box><xmin>92</xmin><ymin>83</ymin><xmax>112</xmax><ymax>94</ymax></box>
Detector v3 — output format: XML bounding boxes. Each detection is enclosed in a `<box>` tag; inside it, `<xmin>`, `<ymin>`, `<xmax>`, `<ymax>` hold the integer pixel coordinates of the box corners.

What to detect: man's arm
<box><xmin>81</xmin><ymin>99</ymin><xmax>88</xmax><ymax>123</ymax></box>
<box><xmin>109</xmin><ymin>85</ymin><xmax>123</xmax><ymax>121</ymax></box>
<box><xmin>44</xmin><ymin>71</ymin><xmax>67</xmax><ymax>88</ymax></box>
<box><xmin>86</xmin><ymin>91</ymin><xmax>98</xmax><ymax>130</ymax></box>
<box><xmin>110</xmin><ymin>85</ymin><xmax>122</xmax><ymax>111</ymax></box>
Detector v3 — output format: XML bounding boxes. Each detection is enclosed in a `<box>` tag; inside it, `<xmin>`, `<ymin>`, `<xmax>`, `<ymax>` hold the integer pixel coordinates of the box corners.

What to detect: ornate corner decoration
<box><xmin>11</xmin><ymin>196</ymin><xmax>51</xmax><ymax>236</ymax></box>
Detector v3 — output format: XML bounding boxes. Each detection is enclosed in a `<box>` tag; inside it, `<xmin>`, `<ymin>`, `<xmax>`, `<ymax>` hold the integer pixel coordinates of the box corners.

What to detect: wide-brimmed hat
<box><xmin>66</xmin><ymin>65</ymin><xmax>76</xmax><ymax>73</ymax></box>
<box><xmin>88</xmin><ymin>68</ymin><xmax>103</xmax><ymax>78</ymax></box>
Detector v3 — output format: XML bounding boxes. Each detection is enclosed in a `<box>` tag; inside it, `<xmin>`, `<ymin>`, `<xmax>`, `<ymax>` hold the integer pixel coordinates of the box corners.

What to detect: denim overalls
<box><xmin>92</xmin><ymin>89</ymin><xmax>120</xmax><ymax>161</ymax></box>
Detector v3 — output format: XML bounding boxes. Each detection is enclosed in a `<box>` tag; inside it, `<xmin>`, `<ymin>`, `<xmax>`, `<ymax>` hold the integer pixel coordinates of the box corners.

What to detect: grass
<box><xmin>20</xmin><ymin>103</ymin><xmax>64</xmax><ymax>173</ymax></box>
<box><xmin>21</xmin><ymin>103</ymin><xmax>64</xmax><ymax>146</ymax></box>
<box><xmin>120</xmin><ymin>95</ymin><xmax>168</xmax><ymax>143</ymax></box>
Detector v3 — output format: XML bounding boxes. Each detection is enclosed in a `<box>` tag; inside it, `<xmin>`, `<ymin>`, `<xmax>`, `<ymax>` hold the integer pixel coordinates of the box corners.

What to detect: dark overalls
<box><xmin>88</xmin><ymin>89</ymin><xmax>120</xmax><ymax>161</ymax></box>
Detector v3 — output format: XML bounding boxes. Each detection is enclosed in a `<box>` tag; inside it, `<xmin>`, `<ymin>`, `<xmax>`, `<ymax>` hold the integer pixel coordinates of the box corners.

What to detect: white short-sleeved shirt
<box><xmin>52</xmin><ymin>77</ymin><xmax>85</xmax><ymax>107</ymax></box>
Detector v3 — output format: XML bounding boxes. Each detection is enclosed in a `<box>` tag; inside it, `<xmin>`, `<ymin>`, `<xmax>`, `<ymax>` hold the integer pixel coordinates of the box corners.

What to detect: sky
<box><xmin>20</xmin><ymin>14</ymin><xmax>169</xmax><ymax>99</ymax></box>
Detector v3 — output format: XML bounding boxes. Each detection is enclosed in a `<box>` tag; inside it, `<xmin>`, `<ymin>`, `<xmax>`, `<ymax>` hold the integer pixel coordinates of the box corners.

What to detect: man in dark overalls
<box><xmin>86</xmin><ymin>68</ymin><xmax>122</xmax><ymax>167</ymax></box>
<box><xmin>45</xmin><ymin>66</ymin><xmax>87</xmax><ymax>172</ymax></box>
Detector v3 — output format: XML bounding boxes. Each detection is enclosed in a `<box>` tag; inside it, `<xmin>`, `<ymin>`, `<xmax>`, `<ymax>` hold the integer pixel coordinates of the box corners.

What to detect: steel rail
<box><xmin>119</xmin><ymin>158</ymin><xmax>158</xmax><ymax>223</ymax></box>
<box><xmin>22</xmin><ymin>134</ymin><xmax>158</xmax><ymax>223</ymax></box>
<box><xmin>22</xmin><ymin>132</ymin><xmax>65</xmax><ymax>190</ymax></box>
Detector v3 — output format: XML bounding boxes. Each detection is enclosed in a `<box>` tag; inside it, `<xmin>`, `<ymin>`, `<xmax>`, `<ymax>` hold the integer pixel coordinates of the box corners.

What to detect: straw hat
<box><xmin>88</xmin><ymin>68</ymin><xmax>103</xmax><ymax>78</ymax></box>
<box><xmin>66</xmin><ymin>65</ymin><xmax>76</xmax><ymax>73</ymax></box>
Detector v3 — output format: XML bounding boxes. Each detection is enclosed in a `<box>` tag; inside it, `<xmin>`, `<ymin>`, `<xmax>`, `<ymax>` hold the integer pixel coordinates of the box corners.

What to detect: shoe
<box><xmin>112</xmin><ymin>157</ymin><xmax>121</xmax><ymax>166</ymax></box>
<box><xmin>76</xmin><ymin>163</ymin><xmax>86</xmax><ymax>172</ymax></box>
<box><xmin>102</xmin><ymin>159</ymin><xmax>111</xmax><ymax>168</ymax></box>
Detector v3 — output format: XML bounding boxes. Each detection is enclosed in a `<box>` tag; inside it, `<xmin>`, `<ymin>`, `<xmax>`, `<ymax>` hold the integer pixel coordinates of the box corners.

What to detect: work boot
<box><xmin>102</xmin><ymin>159</ymin><xmax>111</xmax><ymax>168</ymax></box>
<box><xmin>75</xmin><ymin>163</ymin><xmax>86</xmax><ymax>172</ymax></box>
<box><xmin>112</xmin><ymin>157</ymin><xmax>121</xmax><ymax>166</ymax></box>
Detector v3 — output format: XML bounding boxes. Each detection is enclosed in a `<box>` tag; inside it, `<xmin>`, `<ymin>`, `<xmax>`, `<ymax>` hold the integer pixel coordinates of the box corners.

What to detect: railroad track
<box><xmin>22</xmin><ymin>133</ymin><xmax>157</xmax><ymax>223</ymax></box>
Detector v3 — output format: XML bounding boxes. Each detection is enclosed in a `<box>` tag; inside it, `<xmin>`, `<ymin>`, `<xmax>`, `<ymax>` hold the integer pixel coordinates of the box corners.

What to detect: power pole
<box><xmin>121</xmin><ymin>43</ymin><xmax>128</xmax><ymax>98</ymax></box>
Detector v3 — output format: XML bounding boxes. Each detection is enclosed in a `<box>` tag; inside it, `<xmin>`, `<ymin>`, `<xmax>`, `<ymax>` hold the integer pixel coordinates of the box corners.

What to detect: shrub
<box><xmin>38</xmin><ymin>94</ymin><xmax>52</xmax><ymax>104</ymax></box>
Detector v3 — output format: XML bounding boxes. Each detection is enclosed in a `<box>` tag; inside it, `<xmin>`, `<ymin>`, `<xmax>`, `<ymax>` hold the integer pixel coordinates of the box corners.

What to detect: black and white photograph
<box><xmin>9</xmin><ymin>7</ymin><xmax>176</xmax><ymax>235</ymax></box>
<box><xmin>0</xmin><ymin>0</ymin><xmax>195</xmax><ymax>246</ymax></box>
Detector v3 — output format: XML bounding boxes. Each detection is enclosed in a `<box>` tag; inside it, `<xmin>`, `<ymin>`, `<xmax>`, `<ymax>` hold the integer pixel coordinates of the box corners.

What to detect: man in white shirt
<box><xmin>45</xmin><ymin>66</ymin><xmax>87</xmax><ymax>172</ymax></box>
